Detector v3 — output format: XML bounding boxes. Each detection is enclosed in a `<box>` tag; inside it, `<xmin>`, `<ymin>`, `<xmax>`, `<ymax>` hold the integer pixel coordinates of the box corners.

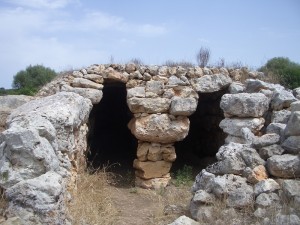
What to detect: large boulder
<box><xmin>191</xmin><ymin>74</ymin><xmax>232</xmax><ymax>93</ymax></box>
<box><xmin>206</xmin><ymin>142</ymin><xmax>265</xmax><ymax>175</ymax></box>
<box><xmin>271</xmin><ymin>89</ymin><xmax>297</xmax><ymax>110</ymax></box>
<box><xmin>220</xmin><ymin>93</ymin><xmax>270</xmax><ymax>118</ymax></box>
<box><xmin>219</xmin><ymin>117</ymin><xmax>265</xmax><ymax>137</ymax></box>
<box><xmin>128</xmin><ymin>114</ymin><xmax>189</xmax><ymax>143</ymax></box>
<box><xmin>0</xmin><ymin>92</ymin><xmax>92</xmax><ymax>224</ymax></box>
<box><xmin>267</xmin><ymin>154</ymin><xmax>300</xmax><ymax>178</ymax></box>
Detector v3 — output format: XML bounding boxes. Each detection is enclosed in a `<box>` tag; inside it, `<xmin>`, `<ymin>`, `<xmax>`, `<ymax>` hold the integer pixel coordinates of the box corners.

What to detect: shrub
<box><xmin>259</xmin><ymin>57</ymin><xmax>300</xmax><ymax>89</ymax></box>
<box><xmin>173</xmin><ymin>165</ymin><xmax>193</xmax><ymax>187</ymax></box>
<box><xmin>164</xmin><ymin>60</ymin><xmax>194</xmax><ymax>68</ymax></box>
<box><xmin>12</xmin><ymin>65</ymin><xmax>56</xmax><ymax>95</ymax></box>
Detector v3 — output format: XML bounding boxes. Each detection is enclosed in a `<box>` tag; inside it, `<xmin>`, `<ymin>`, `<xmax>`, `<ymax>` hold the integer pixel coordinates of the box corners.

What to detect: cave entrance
<box><xmin>173</xmin><ymin>89</ymin><xmax>227</xmax><ymax>176</ymax></box>
<box><xmin>87</xmin><ymin>82</ymin><xmax>137</xmax><ymax>176</ymax></box>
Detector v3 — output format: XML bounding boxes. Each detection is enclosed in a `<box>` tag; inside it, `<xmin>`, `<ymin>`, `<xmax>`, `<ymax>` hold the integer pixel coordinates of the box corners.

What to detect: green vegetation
<box><xmin>259</xmin><ymin>57</ymin><xmax>300</xmax><ymax>89</ymax></box>
<box><xmin>8</xmin><ymin>65</ymin><xmax>57</xmax><ymax>96</ymax></box>
<box><xmin>173</xmin><ymin>165</ymin><xmax>194</xmax><ymax>187</ymax></box>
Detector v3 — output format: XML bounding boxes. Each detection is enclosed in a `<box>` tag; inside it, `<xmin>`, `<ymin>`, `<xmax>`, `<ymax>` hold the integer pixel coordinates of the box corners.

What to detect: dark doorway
<box><xmin>173</xmin><ymin>89</ymin><xmax>227</xmax><ymax>175</ymax></box>
<box><xmin>87</xmin><ymin>82</ymin><xmax>137</xmax><ymax>173</ymax></box>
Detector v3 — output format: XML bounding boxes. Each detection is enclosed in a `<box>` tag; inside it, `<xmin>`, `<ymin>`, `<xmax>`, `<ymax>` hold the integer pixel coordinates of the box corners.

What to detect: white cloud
<box><xmin>4</xmin><ymin>0</ymin><xmax>78</xmax><ymax>9</ymax></box>
<box><xmin>137</xmin><ymin>24</ymin><xmax>167</xmax><ymax>37</ymax></box>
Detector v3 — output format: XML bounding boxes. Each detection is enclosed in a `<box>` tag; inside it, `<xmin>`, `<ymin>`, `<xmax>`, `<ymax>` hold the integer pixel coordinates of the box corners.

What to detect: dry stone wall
<box><xmin>0</xmin><ymin>63</ymin><xmax>299</xmax><ymax>224</ymax></box>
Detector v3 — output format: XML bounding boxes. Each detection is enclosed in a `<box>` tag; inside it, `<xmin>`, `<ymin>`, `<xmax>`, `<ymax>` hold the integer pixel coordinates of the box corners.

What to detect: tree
<box><xmin>196</xmin><ymin>47</ymin><xmax>210</xmax><ymax>67</ymax></box>
<box><xmin>259</xmin><ymin>57</ymin><xmax>300</xmax><ymax>89</ymax></box>
<box><xmin>12</xmin><ymin>65</ymin><xmax>56</xmax><ymax>95</ymax></box>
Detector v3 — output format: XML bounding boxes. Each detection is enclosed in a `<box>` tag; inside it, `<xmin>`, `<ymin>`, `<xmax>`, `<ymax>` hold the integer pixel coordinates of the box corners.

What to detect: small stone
<box><xmin>254</xmin><ymin>179</ymin><xmax>280</xmax><ymax>196</ymax></box>
<box><xmin>169</xmin><ymin>97</ymin><xmax>197</xmax><ymax>116</ymax></box>
<box><xmin>281</xmin><ymin>136</ymin><xmax>300</xmax><ymax>154</ymax></box>
<box><xmin>267</xmin><ymin>154</ymin><xmax>300</xmax><ymax>178</ymax></box>
<box><xmin>255</xmin><ymin>192</ymin><xmax>280</xmax><ymax>208</ymax></box>
<box><xmin>133</xmin><ymin>159</ymin><xmax>172</xmax><ymax>179</ymax></box>
<box><xmin>285</xmin><ymin>112</ymin><xmax>300</xmax><ymax>136</ymax></box>
<box><xmin>259</xmin><ymin>144</ymin><xmax>285</xmax><ymax>160</ymax></box>
<box><xmin>271</xmin><ymin>110</ymin><xmax>291</xmax><ymax>124</ymax></box>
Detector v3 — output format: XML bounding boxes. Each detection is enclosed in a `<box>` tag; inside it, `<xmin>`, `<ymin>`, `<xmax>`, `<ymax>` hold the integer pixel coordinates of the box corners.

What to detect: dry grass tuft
<box><xmin>0</xmin><ymin>188</ymin><xmax>8</xmax><ymax>219</ymax></box>
<box><xmin>67</xmin><ymin>168</ymin><xmax>118</xmax><ymax>225</ymax></box>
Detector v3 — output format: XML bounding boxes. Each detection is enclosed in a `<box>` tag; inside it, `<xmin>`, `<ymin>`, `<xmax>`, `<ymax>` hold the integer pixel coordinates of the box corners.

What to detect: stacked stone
<box><xmin>190</xmin><ymin>79</ymin><xmax>300</xmax><ymax>224</ymax></box>
<box><xmin>37</xmin><ymin>63</ymin><xmax>233</xmax><ymax>189</ymax></box>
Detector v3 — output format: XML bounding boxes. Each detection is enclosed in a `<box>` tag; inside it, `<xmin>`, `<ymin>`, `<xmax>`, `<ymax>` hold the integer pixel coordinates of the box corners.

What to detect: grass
<box><xmin>66</xmin><ymin>168</ymin><xmax>118</xmax><ymax>225</ymax></box>
<box><xmin>0</xmin><ymin>188</ymin><xmax>7</xmax><ymax>220</ymax></box>
<box><xmin>173</xmin><ymin>165</ymin><xmax>194</xmax><ymax>187</ymax></box>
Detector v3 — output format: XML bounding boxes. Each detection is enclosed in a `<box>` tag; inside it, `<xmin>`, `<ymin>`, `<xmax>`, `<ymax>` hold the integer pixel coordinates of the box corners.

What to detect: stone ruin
<box><xmin>0</xmin><ymin>64</ymin><xmax>299</xmax><ymax>224</ymax></box>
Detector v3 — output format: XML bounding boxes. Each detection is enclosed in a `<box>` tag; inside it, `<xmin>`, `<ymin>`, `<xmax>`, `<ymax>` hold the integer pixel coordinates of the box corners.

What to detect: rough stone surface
<box><xmin>267</xmin><ymin>154</ymin><xmax>300</xmax><ymax>178</ymax></box>
<box><xmin>135</xmin><ymin>175</ymin><xmax>171</xmax><ymax>189</ymax></box>
<box><xmin>271</xmin><ymin>89</ymin><xmax>297</xmax><ymax>110</ymax></box>
<box><xmin>133</xmin><ymin>159</ymin><xmax>172</xmax><ymax>179</ymax></box>
<box><xmin>128</xmin><ymin>114</ymin><xmax>189</xmax><ymax>143</ymax></box>
<box><xmin>245</xmin><ymin>79</ymin><xmax>285</xmax><ymax>93</ymax></box>
<box><xmin>61</xmin><ymin>84</ymin><xmax>102</xmax><ymax>104</ymax></box>
<box><xmin>220</xmin><ymin>93</ymin><xmax>270</xmax><ymax>117</ymax></box>
<box><xmin>169</xmin><ymin>97</ymin><xmax>197</xmax><ymax>116</ymax></box>
<box><xmin>127</xmin><ymin>97</ymin><xmax>171</xmax><ymax>113</ymax></box>
<box><xmin>228</xmin><ymin>82</ymin><xmax>245</xmax><ymax>94</ymax></box>
<box><xmin>281</xmin><ymin>179</ymin><xmax>300</xmax><ymax>209</ymax></box>
<box><xmin>191</xmin><ymin>73</ymin><xmax>232</xmax><ymax>93</ymax></box>
<box><xmin>207</xmin><ymin>142</ymin><xmax>265</xmax><ymax>175</ymax></box>
<box><xmin>290</xmin><ymin>100</ymin><xmax>300</xmax><ymax>112</ymax></box>
<box><xmin>271</xmin><ymin>109</ymin><xmax>291</xmax><ymax>124</ymax></box>
<box><xmin>255</xmin><ymin>192</ymin><xmax>280</xmax><ymax>208</ymax></box>
<box><xmin>72</xmin><ymin>77</ymin><xmax>103</xmax><ymax>89</ymax></box>
<box><xmin>168</xmin><ymin>215</ymin><xmax>200</xmax><ymax>225</ymax></box>
<box><xmin>0</xmin><ymin>95</ymin><xmax>34</xmax><ymax>129</ymax></box>
<box><xmin>285</xmin><ymin>112</ymin><xmax>300</xmax><ymax>137</ymax></box>
<box><xmin>0</xmin><ymin>92</ymin><xmax>92</xmax><ymax>224</ymax></box>
<box><xmin>219</xmin><ymin>117</ymin><xmax>265</xmax><ymax>137</ymax></box>
<box><xmin>293</xmin><ymin>87</ymin><xmax>300</xmax><ymax>99</ymax></box>
<box><xmin>281</xmin><ymin>136</ymin><xmax>300</xmax><ymax>154</ymax></box>
<box><xmin>243</xmin><ymin>165</ymin><xmax>268</xmax><ymax>184</ymax></box>
<box><xmin>259</xmin><ymin>144</ymin><xmax>285</xmax><ymax>160</ymax></box>
<box><xmin>254</xmin><ymin>179</ymin><xmax>280</xmax><ymax>196</ymax></box>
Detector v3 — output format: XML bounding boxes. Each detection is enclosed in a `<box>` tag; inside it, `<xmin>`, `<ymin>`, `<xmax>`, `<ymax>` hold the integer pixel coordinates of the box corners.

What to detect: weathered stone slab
<box><xmin>191</xmin><ymin>74</ymin><xmax>232</xmax><ymax>93</ymax></box>
<box><xmin>61</xmin><ymin>84</ymin><xmax>102</xmax><ymax>104</ymax></box>
<box><xmin>169</xmin><ymin>97</ymin><xmax>197</xmax><ymax>116</ymax></box>
<box><xmin>267</xmin><ymin>154</ymin><xmax>300</xmax><ymax>178</ymax></box>
<box><xmin>72</xmin><ymin>78</ymin><xmax>103</xmax><ymax>89</ymax></box>
<box><xmin>220</xmin><ymin>93</ymin><xmax>269</xmax><ymax>118</ymax></box>
<box><xmin>127</xmin><ymin>97</ymin><xmax>171</xmax><ymax>113</ymax></box>
<box><xmin>129</xmin><ymin>114</ymin><xmax>189</xmax><ymax>143</ymax></box>
<box><xmin>285</xmin><ymin>112</ymin><xmax>300</xmax><ymax>136</ymax></box>
<box><xmin>133</xmin><ymin>159</ymin><xmax>172</xmax><ymax>179</ymax></box>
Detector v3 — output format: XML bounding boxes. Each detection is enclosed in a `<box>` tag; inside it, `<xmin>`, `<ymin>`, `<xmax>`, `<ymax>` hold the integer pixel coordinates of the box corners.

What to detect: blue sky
<box><xmin>0</xmin><ymin>0</ymin><xmax>299</xmax><ymax>88</ymax></box>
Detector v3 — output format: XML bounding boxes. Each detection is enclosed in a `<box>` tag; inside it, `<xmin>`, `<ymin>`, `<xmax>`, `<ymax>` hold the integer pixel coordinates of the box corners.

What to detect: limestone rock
<box><xmin>243</xmin><ymin>165</ymin><xmax>268</xmax><ymax>184</ymax></box>
<box><xmin>245</xmin><ymin>79</ymin><xmax>285</xmax><ymax>93</ymax></box>
<box><xmin>136</xmin><ymin>142</ymin><xmax>150</xmax><ymax>161</ymax></box>
<box><xmin>228</xmin><ymin>82</ymin><xmax>245</xmax><ymax>94</ymax></box>
<box><xmin>61</xmin><ymin>84</ymin><xmax>102</xmax><ymax>104</ymax></box>
<box><xmin>192</xmin><ymin>190</ymin><xmax>216</xmax><ymax>204</ymax></box>
<box><xmin>271</xmin><ymin>109</ymin><xmax>291</xmax><ymax>124</ymax></box>
<box><xmin>252</xmin><ymin>133</ymin><xmax>280</xmax><ymax>148</ymax></box>
<box><xmin>129</xmin><ymin>114</ymin><xmax>189</xmax><ymax>143</ymax></box>
<box><xmin>220</xmin><ymin>93</ymin><xmax>270</xmax><ymax>118</ymax></box>
<box><xmin>219</xmin><ymin>117</ymin><xmax>265</xmax><ymax>137</ymax></box>
<box><xmin>169</xmin><ymin>97</ymin><xmax>197</xmax><ymax>116</ymax></box>
<box><xmin>290</xmin><ymin>100</ymin><xmax>300</xmax><ymax>112</ymax></box>
<box><xmin>285</xmin><ymin>112</ymin><xmax>300</xmax><ymax>136</ymax></box>
<box><xmin>281</xmin><ymin>136</ymin><xmax>300</xmax><ymax>154</ymax></box>
<box><xmin>281</xmin><ymin>179</ymin><xmax>300</xmax><ymax>209</ymax></box>
<box><xmin>127</xmin><ymin>87</ymin><xmax>145</xmax><ymax>98</ymax></box>
<box><xmin>168</xmin><ymin>215</ymin><xmax>200</xmax><ymax>225</ymax></box>
<box><xmin>254</xmin><ymin>179</ymin><xmax>280</xmax><ymax>196</ymax></box>
<box><xmin>127</xmin><ymin>97</ymin><xmax>171</xmax><ymax>113</ymax></box>
<box><xmin>266</xmin><ymin>123</ymin><xmax>286</xmax><ymax>136</ymax></box>
<box><xmin>293</xmin><ymin>87</ymin><xmax>300</xmax><ymax>99</ymax></box>
<box><xmin>84</xmin><ymin>74</ymin><xmax>104</xmax><ymax>83</ymax></box>
<box><xmin>267</xmin><ymin>154</ymin><xmax>300</xmax><ymax>178</ymax></box>
<box><xmin>207</xmin><ymin>142</ymin><xmax>265</xmax><ymax>175</ymax></box>
<box><xmin>0</xmin><ymin>95</ymin><xmax>34</xmax><ymax>128</ymax></box>
<box><xmin>259</xmin><ymin>144</ymin><xmax>285</xmax><ymax>160</ymax></box>
<box><xmin>135</xmin><ymin>175</ymin><xmax>171</xmax><ymax>189</ymax></box>
<box><xmin>145</xmin><ymin>80</ymin><xmax>164</xmax><ymax>96</ymax></box>
<box><xmin>191</xmin><ymin>73</ymin><xmax>232</xmax><ymax>93</ymax></box>
<box><xmin>72</xmin><ymin>78</ymin><xmax>103</xmax><ymax>89</ymax></box>
<box><xmin>274</xmin><ymin>214</ymin><xmax>300</xmax><ymax>225</ymax></box>
<box><xmin>255</xmin><ymin>192</ymin><xmax>280</xmax><ymax>208</ymax></box>
<box><xmin>191</xmin><ymin>171</ymin><xmax>254</xmax><ymax>209</ymax></box>
<box><xmin>147</xmin><ymin>144</ymin><xmax>163</xmax><ymax>161</ymax></box>
<box><xmin>5</xmin><ymin>171</ymin><xmax>66</xmax><ymax>225</ymax></box>
<box><xmin>168</xmin><ymin>75</ymin><xmax>187</xmax><ymax>86</ymax></box>
<box><xmin>133</xmin><ymin>159</ymin><xmax>172</xmax><ymax>179</ymax></box>
<box><xmin>271</xmin><ymin>89</ymin><xmax>297</xmax><ymax>110</ymax></box>
<box><xmin>161</xmin><ymin>145</ymin><xmax>176</xmax><ymax>162</ymax></box>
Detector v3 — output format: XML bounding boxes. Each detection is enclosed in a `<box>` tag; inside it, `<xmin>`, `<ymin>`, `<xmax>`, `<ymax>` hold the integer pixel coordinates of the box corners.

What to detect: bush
<box><xmin>164</xmin><ymin>60</ymin><xmax>194</xmax><ymax>68</ymax></box>
<box><xmin>259</xmin><ymin>57</ymin><xmax>300</xmax><ymax>89</ymax></box>
<box><xmin>12</xmin><ymin>65</ymin><xmax>56</xmax><ymax>95</ymax></box>
<box><xmin>173</xmin><ymin>165</ymin><xmax>193</xmax><ymax>187</ymax></box>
